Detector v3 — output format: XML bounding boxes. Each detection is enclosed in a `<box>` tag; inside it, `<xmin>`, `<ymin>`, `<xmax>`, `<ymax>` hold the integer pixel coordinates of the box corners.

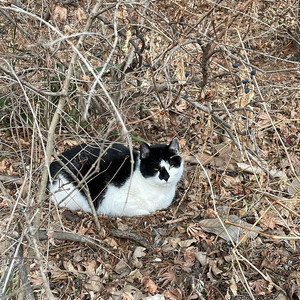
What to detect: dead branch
<box><xmin>23</xmin><ymin>211</ymin><xmax>55</xmax><ymax>300</ymax></box>
<box><xmin>0</xmin><ymin>175</ymin><xmax>23</xmax><ymax>184</ymax></box>
<box><xmin>15</xmin><ymin>246</ymin><xmax>35</xmax><ymax>300</ymax></box>
<box><xmin>37</xmin><ymin>229</ymin><xmax>98</xmax><ymax>250</ymax></box>
<box><xmin>38</xmin><ymin>228</ymin><xmax>152</xmax><ymax>249</ymax></box>
<box><xmin>110</xmin><ymin>229</ymin><xmax>152</xmax><ymax>249</ymax></box>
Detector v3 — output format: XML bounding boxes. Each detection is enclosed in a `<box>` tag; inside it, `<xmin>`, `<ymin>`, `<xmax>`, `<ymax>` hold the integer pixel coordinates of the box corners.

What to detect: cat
<box><xmin>48</xmin><ymin>138</ymin><xmax>184</xmax><ymax>217</ymax></box>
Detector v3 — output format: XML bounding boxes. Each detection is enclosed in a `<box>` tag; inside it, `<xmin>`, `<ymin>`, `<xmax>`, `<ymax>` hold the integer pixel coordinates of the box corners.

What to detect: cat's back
<box><xmin>49</xmin><ymin>142</ymin><xmax>138</xmax><ymax>181</ymax></box>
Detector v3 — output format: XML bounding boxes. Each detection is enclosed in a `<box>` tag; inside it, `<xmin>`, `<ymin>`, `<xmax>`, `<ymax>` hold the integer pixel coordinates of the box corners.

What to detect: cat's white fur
<box><xmin>49</xmin><ymin>159</ymin><xmax>183</xmax><ymax>217</ymax></box>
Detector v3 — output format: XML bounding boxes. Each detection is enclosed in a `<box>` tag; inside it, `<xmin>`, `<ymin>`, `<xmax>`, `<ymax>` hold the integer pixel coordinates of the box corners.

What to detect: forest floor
<box><xmin>0</xmin><ymin>1</ymin><xmax>300</xmax><ymax>299</ymax></box>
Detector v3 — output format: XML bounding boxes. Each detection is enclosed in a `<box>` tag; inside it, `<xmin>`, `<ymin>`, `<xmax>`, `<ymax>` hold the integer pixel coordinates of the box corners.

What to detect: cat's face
<box><xmin>139</xmin><ymin>138</ymin><xmax>184</xmax><ymax>186</ymax></box>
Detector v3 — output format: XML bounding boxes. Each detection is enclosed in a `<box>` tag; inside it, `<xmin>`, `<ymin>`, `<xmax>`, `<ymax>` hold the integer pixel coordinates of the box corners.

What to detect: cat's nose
<box><xmin>159</xmin><ymin>168</ymin><xmax>170</xmax><ymax>182</ymax></box>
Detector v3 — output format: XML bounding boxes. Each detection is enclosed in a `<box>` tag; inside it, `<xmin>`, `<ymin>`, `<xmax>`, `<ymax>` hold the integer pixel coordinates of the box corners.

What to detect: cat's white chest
<box><xmin>97</xmin><ymin>170</ymin><xmax>176</xmax><ymax>216</ymax></box>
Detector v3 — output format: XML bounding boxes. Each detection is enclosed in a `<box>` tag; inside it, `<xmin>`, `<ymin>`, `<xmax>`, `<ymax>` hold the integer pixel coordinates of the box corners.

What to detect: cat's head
<box><xmin>139</xmin><ymin>138</ymin><xmax>184</xmax><ymax>186</ymax></box>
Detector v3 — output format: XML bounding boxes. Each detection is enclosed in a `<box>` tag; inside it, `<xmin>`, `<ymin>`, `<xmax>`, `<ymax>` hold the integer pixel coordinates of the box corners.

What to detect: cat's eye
<box><xmin>169</xmin><ymin>165</ymin><xmax>174</xmax><ymax>169</ymax></box>
<box><xmin>154</xmin><ymin>168</ymin><xmax>159</xmax><ymax>172</ymax></box>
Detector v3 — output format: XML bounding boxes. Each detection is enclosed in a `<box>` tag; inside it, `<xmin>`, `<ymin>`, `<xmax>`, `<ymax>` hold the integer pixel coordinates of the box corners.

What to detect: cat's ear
<box><xmin>169</xmin><ymin>137</ymin><xmax>180</xmax><ymax>155</ymax></box>
<box><xmin>140</xmin><ymin>142</ymin><xmax>151</xmax><ymax>159</ymax></box>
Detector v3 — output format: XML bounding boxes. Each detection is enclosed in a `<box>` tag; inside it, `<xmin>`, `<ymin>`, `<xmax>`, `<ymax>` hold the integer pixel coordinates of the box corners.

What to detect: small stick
<box><xmin>0</xmin><ymin>175</ymin><xmax>23</xmax><ymax>184</ymax></box>
<box><xmin>110</xmin><ymin>229</ymin><xmax>152</xmax><ymax>249</ymax></box>
<box><xmin>37</xmin><ymin>229</ymin><xmax>98</xmax><ymax>250</ymax></box>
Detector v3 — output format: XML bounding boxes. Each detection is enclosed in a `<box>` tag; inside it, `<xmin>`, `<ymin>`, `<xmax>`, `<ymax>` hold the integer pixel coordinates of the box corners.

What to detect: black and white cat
<box><xmin>48</xmin><ymin>138</ymin><xmax>184</xmax><ymax>217</ymax></box>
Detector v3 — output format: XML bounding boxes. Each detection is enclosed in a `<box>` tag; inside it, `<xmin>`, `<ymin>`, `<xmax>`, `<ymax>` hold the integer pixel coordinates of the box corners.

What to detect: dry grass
<box><xmin>0</xmin><ymin>0</ymin><xmax>299</xmax><ymax>299</ymax></box>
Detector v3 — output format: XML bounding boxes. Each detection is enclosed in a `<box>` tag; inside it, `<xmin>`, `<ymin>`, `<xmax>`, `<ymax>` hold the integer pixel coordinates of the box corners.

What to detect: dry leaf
<box><xmin>117</xmin><ymin>220</ymin><xmax>129</xmax><ymax>231</ymax></box>
<box><xmin>114</xmin><ymin>260</ymin><xmax>130</xmax><ymax>276</ymax></box>
<box><xmin>141</xmin><ymin>277</ymin><xmax>158</xmax><ymax>294</ymax></box>
<box><xmin>159</xmin><ymin>270</ymin><xmax>177</xmax><ymax>287</ymax></box>
<box><xmin>50</xmin><ymin>267</ymin><xmax>68</xmax><ymax>281</ymax></box>
<box><xmin>230</xmin><ymin>276</ymin><xmax>238</xmax><ymax>296</ymax></box>
<box><xmin>63</xmin><ymin>260</ymin><xmax>76</xmax><ymax>273</ymax></box>
<box><xmin>122</xmin><ymin>292</ymin><xmax>134</xmax><ymax>300</ymax></box>
<box><xmin>237</xmin><ymin>162</ymin><xmax>282</xmax><ymax>177</ymax></box>
<box><xmin>178</xmin><ymin>238</ymin><xmax>197</xmax><ymax>248</ymax></box>
<box><xmin>288</xmin><ymin>271</ymin><xmax>300</xmax><ymax>298</ymax></box>
<box><xmin>80</xmin><ymin>74</ymin><xmax>90</xmax><ymax>82</ymax></box>
<box><xmin>187</xmin><ymin>223</ymin><xmax>209</xmax><ymax>242</ymax></box>
<box><xmin>175</xmin><ymin>55</ymin><xmax>186</xmax><ymax>85</ymax></box>
<box><xmin>30</xmin><ymin>273</ymin><xmax>44</xmax><ymax>285</ymax></box>
<box><xmin>104</xmin><ymin>237</ymin><xmax>118</xmax><ymax>247</ymax></box>
<box><xmin>167</xmin><ymin>237</ymin><xmax>181</xmax><ymax>248</ymax></box>
<box><xmin>143</xmin><ymin>295</ymin><xmax>165</xmax><ymax>300</ymax></box>
<box><xmin>274</xmin><ymin>293</ymin><xmax>289</xmax><ymax>300</ymax></box>
<box><xmin>74</xmin><ymin>7</ymin><xmax>86</xmax><ymax>23</ymax></box>
<box><xmin>259</xmin><ymin>211</ymin><xmax>276</xmax><ymax>231</ymax></box>
<box><xmin>133</xmin><ymin>246</ymin><xmax>146</xmax><ymax>259</ymax></box>
<box><xmin>123</xmin><ymin>29</ymin><xmax>132</xmax><ymax>53</ymax></box>
<box><xmin>52</xmin><ymin>5</ymin><xmax>67</xmax><ymax>23</ymax></box>
<box><xmin>195</xmin><ymin>251</ymin><xmax>208</xmax><ymax>266</ymax></box>
<box><xmin>184</xmin><ymin>246</ymin><xmax>196</xmax><ymax>264</ymax></box>
<box><xmin>83</xmin><ymin>274</ymin><xmax>102</xmax><ymax>292</ymax></box>
<box><xmin>163</xmin><ymin>288</ymin><xmax>183</xmax><ymax>300</ymax></box>
<box><xmin>122</xmin><ymin>284</ymin><xmax>144</xmax><ymax>298</ymax></box>
<box><xmin>73</xmin><ymin>251</ymin><xmax>84</xmax><ymax>263</ymax></box>
<box><xmin>237</xmin><ymin>89</ymin><xmax>254</xmax><ymax>107</ymax></box>
<box><xmin>63</xmin><ymin>24</ymin><xmax>72</xmax><ymax>34</ymax></box>
<box><xmin>175</xmin><ymin>100</ymin><xmax>187</xmax><ymax>112</ymax></box>
<box><xmin>0</xmin><ymin>159</ymin><xmax>8</xmax><ymax>172</ymax></box>
<box><xmin>210</xmin><ymin>260</ymin><xmax>222</xmax><ymax>276</ymax></box>
<box><xmin>288</xmin><ymin>178</ymin><xmax>300</xmax><ymax>196</ymax></box>
<box><xmin>250</xmin><ymin>279</ymin><xmax>268</xmax><ymax>295</ymax></box>
<box><xmin>83</xmin><ymin>260</ymin><xmax>97</xmax><ymax>274</ymax></box>
<box><xmin>199</xmin><ymin>215</ymin><xmax>261</xmax><ymax>242</ymax></box>
<box><xmin>47</xmin><ymin>230</ymin><xmax>56</xmax><ymax>246</ymax></box>
<box><xmin>132</xmin><ymin>247</ymin><xmax>146</xmax><ymax>269</ymax></box>
<box><xmin>62</xmin><ymin>139</ymin><xmax>79</xmax><ymax>147</ymax></box>
<box><xmin>127</xmin><ymin>269</ymin><xmax>143</xmax><ymax>283</ymax></box>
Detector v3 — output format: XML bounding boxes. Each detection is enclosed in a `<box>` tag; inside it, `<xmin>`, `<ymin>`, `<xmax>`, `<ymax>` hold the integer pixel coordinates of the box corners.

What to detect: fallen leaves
<box><xmin>159</xmin><ymin>270</ymin><xmax>177</xmax><ymax>287</ymax></box>
<box><xmin>127</xmin><ymin>269</ymin><xmax>143</xmax><ymax>283</ymax></box>
<box><xmin>288</xmin><ymin>178</ymin><xmax>300</xmax><ymax>197</ymax></box>
<box><xmin>175</xmin><ymin>55</ymin><xmax>187</xmax><ymax>85</ymax></box>
<box><xmin>249</xmin><ymin>278</ymin><xmax>274</xmax><ymax>295</ymax></box>
<box><xmin>74</xmin><ymin>7</ymin><xmax>87</xmax><ymax>24</ymax></box>
<box><xmin>114</xmin><ymin>260</ymin><xmax>130</xmax><ymax>277</ymax></box>
<box><xmin>163</xmin><ymin>288</ymin><xmax>183</xmax><ymax>300</ymax></box>
<box><xmin>187</xmin><ymin>223</ymin><xmax>214</xmax><ymax>245</ymax></box>
<box><xmin>82</xmin><ymin>260</ymin><xmax>103</xmax><ymax>292</ymax></box>
<box><xmin>52</xmin><ymin>5</ymin><xmax>67</xmax><ymax>23</ymax></box>
<box><xmin>259</xmin><ymin>211</ymin><xmax>277</xmax><ymax>230</ymax></box>
<box><xmin>141</xmin><ymin>277</ymin><xmax>158</xmax><ymax>294</ymax></box>
<box><xmin>132</xmin><ymin>246</ymin><xmax>147</xmax><ymax>268</ymax></box>
<box><xmin>198</xmin><ymin>215</ymin><xmax>261</xmax><ymax>242</ymax></box>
